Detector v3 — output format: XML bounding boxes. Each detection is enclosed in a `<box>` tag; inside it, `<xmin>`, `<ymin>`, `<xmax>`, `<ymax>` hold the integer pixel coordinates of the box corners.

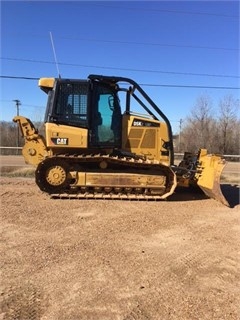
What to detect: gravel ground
<box><xmin>0</xmin><ymin>177</ymin><xmax>239</xmax><ymax>320</ymax></box>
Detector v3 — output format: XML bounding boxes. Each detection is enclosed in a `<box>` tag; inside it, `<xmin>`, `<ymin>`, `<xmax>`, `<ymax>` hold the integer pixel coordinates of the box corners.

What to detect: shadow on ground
<box><xmin>221</xmin><ymin>184</ymin><xmax>240</xmax><ymax>208</ymax></box>
<box><xmin>168</xmin><ymin>187</ymin><xmax>209</xmax><ymax>203</ymax></box>
<box><xmin>169</xmin><ymin>184</ymin><xmax>239</xmax><ymax>208</ymax></box>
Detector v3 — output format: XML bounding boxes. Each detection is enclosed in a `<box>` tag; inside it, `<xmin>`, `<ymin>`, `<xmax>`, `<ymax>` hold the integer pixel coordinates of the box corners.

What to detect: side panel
<box><xmin>122</xmin><ymin>114</ymin><xmax>171</xmax><ymax>165</ymax></box>
<box><xmin>45</xmin><ymin>123</ymin><xmax>88</xmax><ymax>149</ymax></box>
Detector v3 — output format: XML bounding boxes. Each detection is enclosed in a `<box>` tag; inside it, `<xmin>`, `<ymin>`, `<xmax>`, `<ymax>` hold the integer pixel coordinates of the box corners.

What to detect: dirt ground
<box><xmin>0</xmin><ymin>175</ymin><xmax>239</xmax><ymax>319</ymax></box>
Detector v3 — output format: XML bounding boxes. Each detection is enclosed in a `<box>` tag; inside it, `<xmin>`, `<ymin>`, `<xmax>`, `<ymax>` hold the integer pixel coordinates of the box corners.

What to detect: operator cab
<box><xmin>40</xmin><ymin>74</ymin><xmax>174</xmax><ymax>164</ymax></box>
<box><xmin>42</xmin><ymin>77</ymin><xmax>122</xmax><ymax>148</ymax></box>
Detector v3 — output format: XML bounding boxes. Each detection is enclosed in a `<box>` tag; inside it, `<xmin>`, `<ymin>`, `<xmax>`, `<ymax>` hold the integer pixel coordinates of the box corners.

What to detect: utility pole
<box><xmin>179</xmin><ymin>119</ymin><xmax>183</xmax><ymax>152</ymax></box>
<box><xmin>13</xmin><ymin>99</ymin><xmax>21</xmax><ymax>154</ymax></box>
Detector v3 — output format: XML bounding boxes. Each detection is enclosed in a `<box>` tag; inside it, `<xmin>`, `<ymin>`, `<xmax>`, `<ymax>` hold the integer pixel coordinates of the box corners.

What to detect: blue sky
<box><xmin>1</xmin><ymin>1</ymin><xmax>239</xmax><ymax>133</ymax></box>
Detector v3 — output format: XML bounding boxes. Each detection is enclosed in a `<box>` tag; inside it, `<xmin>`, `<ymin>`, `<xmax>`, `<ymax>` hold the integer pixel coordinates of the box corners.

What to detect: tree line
<box><xmin>1</xmin><ymin>94</ymin><xmax>239</xmax><ymax>156</ymax></box>
<box><xmin>176</xmin><ymin>94</ymin><xmax>240</xmax><ymax>155</ymax></box>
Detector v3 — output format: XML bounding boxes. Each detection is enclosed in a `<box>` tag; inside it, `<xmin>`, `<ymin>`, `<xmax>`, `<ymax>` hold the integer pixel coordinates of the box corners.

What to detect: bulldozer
<box><xmin>13</xmin><ymin>74</ymin><xmax>229</xmax><ymax>206</ymax></box>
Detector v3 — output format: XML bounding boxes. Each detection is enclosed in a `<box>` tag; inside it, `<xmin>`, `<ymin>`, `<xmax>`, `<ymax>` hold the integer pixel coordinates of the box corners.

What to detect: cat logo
<box><xmin>57</xmin><ymin>138</ymin><xmax>68</xmax><ymax>145</ymax></box>
<box><xmin>51</xmin><ymin>138</ymin><xmax>69</xmax><ymax>145</ymax></box>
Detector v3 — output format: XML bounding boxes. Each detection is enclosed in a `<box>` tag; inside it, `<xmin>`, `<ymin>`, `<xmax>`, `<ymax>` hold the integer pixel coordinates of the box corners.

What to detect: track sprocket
<box><xmin>35</xmin><ymin>158</ymin><xmax>70</xmax><ymax>194</ymax></box>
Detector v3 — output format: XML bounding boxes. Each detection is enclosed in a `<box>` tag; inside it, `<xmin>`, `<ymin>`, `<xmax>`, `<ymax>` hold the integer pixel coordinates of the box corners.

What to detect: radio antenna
<box><xmin>49</xmin><ymin>31</ymin><xmax>61</xmax><ymax>78</ymax></box>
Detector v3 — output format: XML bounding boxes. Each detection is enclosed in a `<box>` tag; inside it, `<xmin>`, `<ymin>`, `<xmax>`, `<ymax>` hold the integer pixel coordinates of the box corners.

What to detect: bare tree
<box><xmin>218</xmin><ymin>95</ymin><xmax>240</xmax><ymax>154</ymax></box>
<box><xmin>181</xmin><ymin>94</ymin><xmax>240</xmax><ymax>154</ymax></box>
<box><xmin>181</xmin><ymin>94</ymin><xmax>216</xmax><ymax>152</ymax></box>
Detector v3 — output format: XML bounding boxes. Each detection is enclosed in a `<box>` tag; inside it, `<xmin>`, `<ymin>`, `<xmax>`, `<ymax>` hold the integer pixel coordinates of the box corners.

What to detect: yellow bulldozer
<box><xmin>13</xmin><ymin>74</ymin><xmax>228</xmax><ymax>206</ymax></box>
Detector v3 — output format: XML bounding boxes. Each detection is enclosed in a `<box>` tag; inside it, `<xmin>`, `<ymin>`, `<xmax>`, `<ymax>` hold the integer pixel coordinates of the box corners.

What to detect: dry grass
<box><xmin>221</xmin><ymin>173</ymin><xmax>240</xmax><ymax>184</ymax></box>
<box><xmin>0</xmin><ymin>166</ymin><xmax>35</xmax><ymax>177</ymax></box>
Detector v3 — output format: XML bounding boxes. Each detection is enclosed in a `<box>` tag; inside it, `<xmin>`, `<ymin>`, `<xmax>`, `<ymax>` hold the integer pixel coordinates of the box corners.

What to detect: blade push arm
<box><xmin>13</xmin><ymin>116</ymin><xmax>48</xmax><ymax>166</ymax></box>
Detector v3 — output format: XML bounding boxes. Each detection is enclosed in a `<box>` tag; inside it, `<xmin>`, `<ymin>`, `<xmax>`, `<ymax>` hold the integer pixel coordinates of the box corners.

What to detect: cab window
<box><xmin>90</xmin><ymin>83</ymin><xmax>122</xmax><ymax>146</ymax></box>
<box><xmin>54</xmin><ymin>82</ymin><xmax>88</xmax><ymax>127</ymax></box>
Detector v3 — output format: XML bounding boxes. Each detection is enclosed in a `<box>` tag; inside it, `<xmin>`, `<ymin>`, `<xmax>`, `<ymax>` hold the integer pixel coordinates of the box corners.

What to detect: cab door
<box><xmin>89</xmin><ymin>81</ymin><xmax>122</xmax><ymax>148</ymax></box>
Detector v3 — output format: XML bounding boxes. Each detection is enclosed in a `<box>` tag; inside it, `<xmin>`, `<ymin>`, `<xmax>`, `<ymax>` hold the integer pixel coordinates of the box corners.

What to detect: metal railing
<box><xmin>0</xmin><ymin>147</ymin><xmax>22</xmax><ymax>149</ymax></box>
<box><xmin>174</xmin><ymin>153</ymin><xmax>240</xmax><ymax>161</ymax></box>
<box><xmin>1</xmin><ymin>146</ymin><xmax>239</xmax><ymax>160</ymax></box>
<box><xmin>0</xmin><ymin>146</ymin><xmax>22</xmax><ymax>155</ymax></box>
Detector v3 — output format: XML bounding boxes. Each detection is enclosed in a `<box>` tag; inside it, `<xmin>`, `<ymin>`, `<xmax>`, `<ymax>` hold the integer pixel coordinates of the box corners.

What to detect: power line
<box><xmin>141</xmin><ymin>83</ymin><xmax>240</xmax><ymax>90</ymax></box>
<box><xmin>90</xmin><ymin>3</ymin><xmax>239</xmax><ymax>18</ymax></box>
<box><xmin>0</xmin><ymin>99</ymin><xmax>45</xmax><ymax>108</ymax></box>
<box><xmin>0</xmin><ymin>75</ymin><xmax>39</xmax><ymax>80</ymax></box>
<box><xmin>1</xmin><ymin>58</ymin><xmax>239</xmax><ymax>79</ymax></box>
<box><xmin>60</xmin><ymin>35</ymin><xmax>238</xmax><ymax>52</ymax></box>
<box><xmin>1</xmin><ymin>75</ymin><xmax>239</xmax><ymax>90</ymax></box>
<box><xmin>6</xmin><ymin>33</ymin><xmax>237</xmax><ymax>52</ymax></box>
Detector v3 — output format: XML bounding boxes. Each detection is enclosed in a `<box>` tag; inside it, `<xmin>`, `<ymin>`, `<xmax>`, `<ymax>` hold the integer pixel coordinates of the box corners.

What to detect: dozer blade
<box><xmin>196</xmin><ymin>150</ymin><xmax>229</xmax><ymax>207</ymax></box>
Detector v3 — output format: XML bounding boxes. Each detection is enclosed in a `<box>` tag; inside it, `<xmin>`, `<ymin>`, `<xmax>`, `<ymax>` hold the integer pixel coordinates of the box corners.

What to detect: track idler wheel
<box><xmin>35</xmin><ymin>158</ymin><xmax>70</xmax><ymax>194</ymax></box>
